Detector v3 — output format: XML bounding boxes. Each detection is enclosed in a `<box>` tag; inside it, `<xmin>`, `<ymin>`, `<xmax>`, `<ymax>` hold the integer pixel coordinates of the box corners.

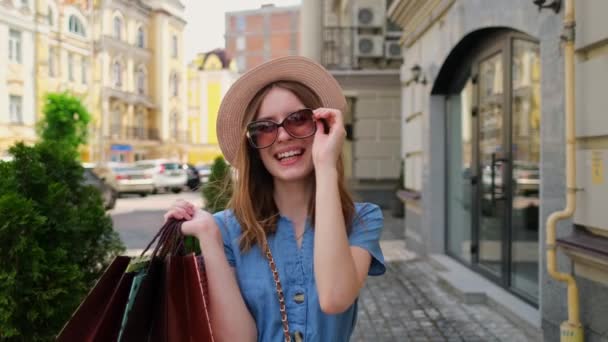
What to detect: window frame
<box><xmin>137</xmin><ymin>26</ymin><xmax>145</xmax><ymax>48</ymax></box>
<box><xmin>113</xmin><ymin>16</ymin><xmax>122</xmax><ymax>40</ymax></box>
<box><xmin>9</xmin><ymin>95</ymin><xmax>23</xmax><ymax>124</ymax></box>
<box><xmin>68</xmin><ymin>15</ymin><xmax>86</xmax><ymax>37</ymax></box>
<box><xmin>8</xmin><ymin>29</ymin><xmax>22</xmax><ymax>64</ymax></box>
<box><xmin>68</xmin><ymin>53</ymin><xmax>74</xmax><ymax>81</ymax></box>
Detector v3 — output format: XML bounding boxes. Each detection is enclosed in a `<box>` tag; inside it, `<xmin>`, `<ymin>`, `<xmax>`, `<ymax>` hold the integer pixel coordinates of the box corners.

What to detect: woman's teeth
<box><xmin>276</xmin><ymin>149</ymin><xmax>303</xmax><ymax>160</ymax></box>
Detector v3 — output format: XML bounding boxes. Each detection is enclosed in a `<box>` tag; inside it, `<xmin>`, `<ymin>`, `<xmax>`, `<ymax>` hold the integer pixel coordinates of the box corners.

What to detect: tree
<box><xmin>0</xmin><ymin>93</ymin><xmax>124</xmax><ymax>340</ymax></box>
<box><xmin>36</xmin><ymin>92</ymin><xmax>91</xmax><ymax>154</ymax></box>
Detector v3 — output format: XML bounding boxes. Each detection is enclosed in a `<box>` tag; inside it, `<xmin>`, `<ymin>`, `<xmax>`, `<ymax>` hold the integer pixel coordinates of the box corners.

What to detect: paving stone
<box><xmin>350</xmin><ymin>211</ymin><xmax>541</xmax><ymax>341</ymax></box>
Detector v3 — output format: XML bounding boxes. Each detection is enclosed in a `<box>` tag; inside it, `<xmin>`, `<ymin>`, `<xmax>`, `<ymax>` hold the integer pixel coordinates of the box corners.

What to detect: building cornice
<box><xmin>103</xmin><ymin>87</ymin><xmax>156</xmax><ymax>108</ymax></box>
<box><xmin>388</xmin><ymin>0</ymin><xmax>454</xmax><ymax>47</ymax></box>
<box><xmin>0</xmin><ymin>7</ymin><xmax>36</xmax><ymax>31</ymax></box>
<box><xmin>95</xmin><ymin>36</ymin><xmax>152</xmax><ymax>61</ymax></box>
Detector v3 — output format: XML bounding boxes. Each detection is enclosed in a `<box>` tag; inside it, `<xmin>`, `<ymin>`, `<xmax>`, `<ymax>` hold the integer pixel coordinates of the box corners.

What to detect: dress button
<box><xmin>294</xmin><ymin>292</ymin><xmax>305</xmax><ymax>304</ymax></box>
<box><xmin>294</xmin><ymin>330</ymin><xmax>304</xmax><ymax>342</ymax></box>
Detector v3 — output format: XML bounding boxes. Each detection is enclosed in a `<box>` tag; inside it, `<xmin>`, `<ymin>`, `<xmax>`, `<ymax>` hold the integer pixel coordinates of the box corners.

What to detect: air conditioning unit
<box><xmin>384</xmin><ymin>40</ymin><xmax>402</xmax><ymax>59</ymax></box>
<box><xmin>353</xmin><ymin>0</ymin><xmax>386</xmax><ymax>28</ymax></box>
<box><xmin>355</xmin><ymin>34</ymin><xmax>384</xmax><ymax>57</ymax></box>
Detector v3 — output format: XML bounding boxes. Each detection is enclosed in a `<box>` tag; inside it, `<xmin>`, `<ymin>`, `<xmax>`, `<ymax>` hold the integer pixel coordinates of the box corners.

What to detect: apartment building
<box><xmin>300</xmin><ymin>0</ymin><xmax>403</xmax><ymax>208</ymax></box>
<box><xmin>187</xmin><ymin>49</ymin><xmax>238</xmax><ymax>164</ymax></box>
<box><xmin>0</xmin><ymin>0</ymin><xmax>39</xmax><ymax>156</ymax></box>
<box><xmin>90</xmin><ymin>0</ymin><xmax>187</xmax><ymax>163</ymax></box>
<box><xmin>0</xmin><ymin>0</ymin><xmax>188</xmax><ymax>164</ymax></box>
<box><xmin>225</xmin><ymin>4</ymin><xmax>299</xmax><ymax>73</ymax></box>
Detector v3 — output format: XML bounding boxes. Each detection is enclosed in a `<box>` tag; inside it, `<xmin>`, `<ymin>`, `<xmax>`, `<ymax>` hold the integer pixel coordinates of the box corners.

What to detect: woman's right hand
<box><xmin>164</xmin><ymin>199</ymin><xmax>222</xmax><ymax>245</ymax></box>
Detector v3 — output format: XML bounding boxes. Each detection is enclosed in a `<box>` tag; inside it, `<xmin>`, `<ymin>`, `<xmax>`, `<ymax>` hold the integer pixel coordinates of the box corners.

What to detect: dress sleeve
<box><xmin>213</xmin><ymin>210</ymin><xmax>236</xmax><ymax>267</ymax></box>
<box><xmin>348</xmin><ymin>203</ymin><xmax>386</xmax><ymax>276</ymax></box>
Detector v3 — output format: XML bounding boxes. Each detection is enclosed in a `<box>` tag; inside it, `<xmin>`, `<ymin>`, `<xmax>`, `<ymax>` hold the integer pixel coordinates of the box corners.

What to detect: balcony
<box><xmin>109</xmin><ymin>125</ymin><xmax>160</xmax><ymax>141</ymax></box>
<box><xmin>322</xmin><ymin>27</ymin><xmax>402</xmax><ymax>71</ymax></box>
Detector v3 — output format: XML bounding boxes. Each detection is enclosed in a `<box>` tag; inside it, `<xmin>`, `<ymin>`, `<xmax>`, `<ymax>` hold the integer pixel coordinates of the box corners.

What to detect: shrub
<box><xmin>185</xmin><ymin>156</ymin><xmax>233</xmax><ymax>254</ymax></box>
<box><xmin>201</xmin><ymin>156</ymin><xmax>233</xmax><ymax>214</ymax></box>
<box><xmin>0</xmin><ymin>93</ymin><xmax>124</xmax><ymax>340</ymax></box>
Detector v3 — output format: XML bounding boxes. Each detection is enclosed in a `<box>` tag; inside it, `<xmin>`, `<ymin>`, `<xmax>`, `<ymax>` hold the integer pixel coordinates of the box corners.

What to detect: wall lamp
<box><xmin>532</xmin><ymin>0</ymin><xmax>561</xmax><ymax>13</ymax></box>
<box><xmin>404</xmin><ymin>64</ymin><xmax>427</xmax><ymax>86</ymax></box>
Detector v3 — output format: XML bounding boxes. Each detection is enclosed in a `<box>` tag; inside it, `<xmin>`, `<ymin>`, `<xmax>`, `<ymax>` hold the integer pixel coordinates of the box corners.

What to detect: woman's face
<box><xmin>252</xmin><ymin>87</ymin><xmax>315</xmax><ymax>182</ymax></box>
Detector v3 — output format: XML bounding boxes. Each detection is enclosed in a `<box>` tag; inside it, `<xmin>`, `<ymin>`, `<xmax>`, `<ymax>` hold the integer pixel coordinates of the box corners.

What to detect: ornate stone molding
<box><xmin>388</xmin><ymin>0</ymin><xmax>455</xmax><ymax>47</ymax></box>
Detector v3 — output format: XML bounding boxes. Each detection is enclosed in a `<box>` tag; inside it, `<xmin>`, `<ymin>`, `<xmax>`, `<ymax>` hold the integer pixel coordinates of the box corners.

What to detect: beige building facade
<box><xmin>1</xmin><ymin>0</ymin><xmax>40</xmax><ymax>156</ymax></box>
<box><xmin>300</xmin><ymin>0</ymin><xmax>403</xmax><ymax>208</ymax></box>
<box><xmin>90</xmin><ymin>0</ymin><xmax>187</xmax><ymax>163</ymax></box>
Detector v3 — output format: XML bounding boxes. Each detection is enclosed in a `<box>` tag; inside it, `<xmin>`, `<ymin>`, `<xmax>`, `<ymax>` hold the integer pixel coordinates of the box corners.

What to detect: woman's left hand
<box><xmin>312</xmin><ymin>107</ymin><xmax>346</xmax><ymax>172</ymax></box>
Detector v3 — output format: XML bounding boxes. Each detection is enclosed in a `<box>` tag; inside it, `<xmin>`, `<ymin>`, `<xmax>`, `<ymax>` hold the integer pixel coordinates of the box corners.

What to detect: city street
<box><xmin>111</xmin><ymin>193</ymin><xmax>538</xmax><ymax>341</ymax></box>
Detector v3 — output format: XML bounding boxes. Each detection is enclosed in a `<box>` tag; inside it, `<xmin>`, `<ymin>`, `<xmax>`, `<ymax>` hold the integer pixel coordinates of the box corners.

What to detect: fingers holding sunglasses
<box><xmin>313</xmin><ymin>108</ymin><xmax>344</xmax><ymax>133</ymax></box>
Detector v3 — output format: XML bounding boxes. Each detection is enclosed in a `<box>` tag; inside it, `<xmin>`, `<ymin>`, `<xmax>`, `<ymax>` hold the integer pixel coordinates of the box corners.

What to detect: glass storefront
<box><xmin>445</xmin><ymin>34</ymin><xmax>541</xmax><ymax>304</ymax></box>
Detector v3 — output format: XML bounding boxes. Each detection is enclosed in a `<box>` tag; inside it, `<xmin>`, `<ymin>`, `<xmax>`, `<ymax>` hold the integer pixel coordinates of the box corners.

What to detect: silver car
<box><xmin>135</xmin><ymin>159</ymin><xmax>188</xmax><ymax>194</ymax></box>
<box><xmin>93</xmin><ymin>164</ymin><xmax>155</xmax><ymax>197</ymax></box>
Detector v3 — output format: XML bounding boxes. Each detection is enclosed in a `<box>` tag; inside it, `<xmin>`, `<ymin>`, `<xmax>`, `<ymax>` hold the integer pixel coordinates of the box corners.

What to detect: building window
<box><xmin>236</xmin><ymin>55</ymin><xmax>246</xmax><ymax>72</ymax></box>
<box><xmin>236</xmin><ymin>36</ymin><xmax>246</xmax><ymax>51</ymax></box>
<box><xmin>68</xmin><ymin>53</ymin><xmax>74</xmax><ymax>81</ymax></box>
<box><xmin>68</xmin><ymin>15</ymin><xmax>86</xmax><ymax>36</ymax></box>
<box><xmin>9</xmin><ymin>95</ymin><xmax>23</xmax><ymax>124</ymax></box>
<box><xmin>113</xmin><ymin>16</ymin><xmax>122</xmax><ymax>40</ymax></box>
<box><xmin>113</xmin><ymin>61</ymin><xmax>122</xmax><ymax>87</ymax></box>
<box><xmin>137</xmin><ymin>27</ymin><xmax>145</xmax><ymax>48</ymax></box>
<box><xmin>135</xmin><ymin>109</ymin><xmax>145</xmax><ymax>138</ymax></box>
<box><xmin>172</xmin><ymin>35</ymin><xmax>178</xmax><ymax>58</ymax></box>
<box><xmin>81</xmin><ymin>57</ymin><xmax>87</xmax><ymax>84</ymax></box>
<box><xmin>170</xmin><ymin>112</ymin><xmax>179</xmax><ymax>139</ymax></box>
<box><xmin>8</xmin><ymin>29</ymin><xmax>22</xmax><ymax>64</ymax></box>
<box><xmin>170</xmin><ymin>72</ymin><xmax>178</xmax><ymax>97</ymax></box>
<box><xmin>48</xmin><ymin>47</ymin><xmax>56</xmax><ymax>77</ymax></box>
<box><xmin>136</xmin><ymin>68</ymin><xmax>145</xmax><ymax>95</ymax></box>
<box><xmin>236</xmin><ymin>15</ymin><xmax>246</xmax><ymax>32</ymax></box>
<box><xmin>47</xmin><ymin>6</ymin><xmax>53</xmax><ymax>26</ymax></box>
<box><xmin>111</xmin><ymin>108</ymin><xmax>121</xmax><ymax>136</ymax></box>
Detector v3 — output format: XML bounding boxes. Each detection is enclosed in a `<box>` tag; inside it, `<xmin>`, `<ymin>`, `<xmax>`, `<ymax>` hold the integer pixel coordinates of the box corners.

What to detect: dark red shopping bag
<box><xmin>56</xmin><ymin>256</ymin><xmax>132</xmax><ymax>341</ymax></box>
<box><xmin>158</xmin><ymin>253</ymin><xmax>214</xmax><ymax>341</ymax></box>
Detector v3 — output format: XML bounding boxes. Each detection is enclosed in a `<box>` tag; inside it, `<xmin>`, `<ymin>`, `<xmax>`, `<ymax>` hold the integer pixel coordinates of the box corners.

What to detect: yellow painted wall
<box><xmin>207</xmin><ymin>82</ymin><xmax>221</xmax><ymax>144</ymax></box>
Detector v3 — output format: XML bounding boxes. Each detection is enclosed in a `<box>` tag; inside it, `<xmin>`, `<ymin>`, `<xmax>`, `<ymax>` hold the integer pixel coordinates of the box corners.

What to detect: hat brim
<box><xmin>216</xmin><ymin>56</ymin><xmax>347</xmax><ymax>165</ymax></box>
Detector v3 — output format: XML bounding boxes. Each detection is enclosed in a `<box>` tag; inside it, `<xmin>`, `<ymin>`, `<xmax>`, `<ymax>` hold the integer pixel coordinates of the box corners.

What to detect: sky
<box><xmin>182</xmin><ymin>0</ymin><xmax>302</xmax><ymax>62</ymax></box>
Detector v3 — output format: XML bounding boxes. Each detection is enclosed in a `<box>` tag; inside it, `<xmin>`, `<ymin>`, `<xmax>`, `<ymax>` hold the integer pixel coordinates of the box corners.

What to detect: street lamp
<box><xmin>532</xmin><ymin>0</ymin><xmax>561</xmax><ymax>13</ymax></box>
<box><xmin>405</xmin><ymin>64</ymin><xmax>427</xmax><ymax>86</ymax></box>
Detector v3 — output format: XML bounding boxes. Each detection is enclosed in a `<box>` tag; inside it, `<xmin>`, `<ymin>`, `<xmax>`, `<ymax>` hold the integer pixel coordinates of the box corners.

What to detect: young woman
<box><xmin>164</xmin><ymin>56</ymin><xmax>385</xmax><ymax>342</ymax></box>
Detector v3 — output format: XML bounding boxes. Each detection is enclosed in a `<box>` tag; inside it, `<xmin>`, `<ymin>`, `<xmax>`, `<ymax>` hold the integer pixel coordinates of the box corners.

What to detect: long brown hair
<box><xmin>227</xmin><ymin>81</ymin><xmax>355</xmax><ymax>253</ymax></box>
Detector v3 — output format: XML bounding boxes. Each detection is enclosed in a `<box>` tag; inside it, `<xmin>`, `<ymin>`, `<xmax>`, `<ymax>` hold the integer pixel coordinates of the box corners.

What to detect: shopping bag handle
<box><xmin>139</xmin><ymin>219</ymin><xmax>186</xmax><ymax>261</ymax></box>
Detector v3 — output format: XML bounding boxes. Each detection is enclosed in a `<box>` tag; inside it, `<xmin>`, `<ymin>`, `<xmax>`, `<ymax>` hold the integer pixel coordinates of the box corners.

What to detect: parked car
<box><xmin>183</xmin><ymin>163</ymin><xmax>201</xmax><ymax>190</ymax></box>
<box><xmin>82</xmin><ymin>164</ymin><xmax>118</xmax><ymax>210</ymax></box>
<box><xmin>195</xmin><ymin>163</ymin><xmax>212</xmax><ymax>184</ymax></box>
<box><xmin>134</xmin><ymin>159</ymin><xmax>188</xmax><ymax>194</ymax></box>
<box><xmin>91</xmin><ymin>163</ymin><xmax>155</xmax><ymax>197</ymax></box>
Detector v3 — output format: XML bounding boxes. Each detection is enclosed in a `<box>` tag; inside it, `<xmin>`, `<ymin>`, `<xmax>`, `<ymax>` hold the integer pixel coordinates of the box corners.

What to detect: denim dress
<box><xmin>213</xmin><ymin>202</ymin><xmax>386</xmax><ymax>342</ymax></box>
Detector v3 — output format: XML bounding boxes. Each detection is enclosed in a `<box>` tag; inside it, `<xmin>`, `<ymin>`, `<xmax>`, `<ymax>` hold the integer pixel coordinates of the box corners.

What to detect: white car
<box><xmin>134</xmin><ymin>159</ymin><xmax>188</xmax><ymax>194</ymax></box>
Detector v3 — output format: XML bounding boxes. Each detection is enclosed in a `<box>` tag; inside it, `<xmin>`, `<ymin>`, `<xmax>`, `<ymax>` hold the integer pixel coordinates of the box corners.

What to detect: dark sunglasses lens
<box><xmin>248</xmin><ymin>121</ymin><xmax>277</xmax><ymax>148</ymax></box>
<box><xmin>284</xmin><ymin>109</ymin><xmax>316</xmax><ymax>138</ymax></box>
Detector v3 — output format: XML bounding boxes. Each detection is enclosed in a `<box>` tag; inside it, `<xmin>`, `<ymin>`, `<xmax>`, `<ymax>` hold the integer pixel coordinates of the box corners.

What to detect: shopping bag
<box><xmin>56</xmin><ymin>256</ymin><xmax>131</xmax><ymax>341</ymax></box>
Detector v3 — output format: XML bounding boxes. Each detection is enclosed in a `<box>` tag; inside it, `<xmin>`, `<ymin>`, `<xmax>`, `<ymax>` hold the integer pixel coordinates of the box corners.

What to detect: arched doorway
<box><xmin>437</xmin><ymin>29</ymin><xmax>541</xmax><ymax>304</ymax></box>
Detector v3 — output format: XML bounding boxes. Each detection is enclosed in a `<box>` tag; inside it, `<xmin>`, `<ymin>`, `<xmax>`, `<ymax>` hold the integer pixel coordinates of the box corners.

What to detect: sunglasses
<box><xmin>246</xmin><ymin>108</ymin><xmax>317</xmax><ymax>149</ymax></box>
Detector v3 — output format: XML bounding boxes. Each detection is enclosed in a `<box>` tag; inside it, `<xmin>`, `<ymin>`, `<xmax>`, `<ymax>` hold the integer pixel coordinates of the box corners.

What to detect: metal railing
<box><xmin>322</xmin><ymin>27</ymin><xmax>357</xmax><ymax>70</ymax></box>
<box><xmin>109</xmin><ymin>125</ymin><xmax>160</xmax><ymax>141</ymax></box>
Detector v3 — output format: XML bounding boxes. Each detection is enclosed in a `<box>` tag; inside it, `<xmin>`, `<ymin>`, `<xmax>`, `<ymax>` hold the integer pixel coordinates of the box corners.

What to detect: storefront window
<box><xmin>446</xmin><ymin>79</ymin><xmax>474</xmax><ymax>263</ymax></box>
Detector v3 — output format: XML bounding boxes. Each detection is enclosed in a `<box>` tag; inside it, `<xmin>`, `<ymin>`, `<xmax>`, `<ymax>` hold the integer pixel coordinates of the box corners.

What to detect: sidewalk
<box><xmin>351</xmin><ymin>211</ymin><xmax>538</xmax><ymax>342</ymax></box>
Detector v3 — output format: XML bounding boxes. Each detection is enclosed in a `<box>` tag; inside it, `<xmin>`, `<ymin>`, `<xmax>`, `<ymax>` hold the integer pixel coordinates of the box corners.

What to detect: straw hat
<box><xmin>216</xmin><ymin>56</ymin><xmax>347</xmax><ymax>165</ymax></box>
